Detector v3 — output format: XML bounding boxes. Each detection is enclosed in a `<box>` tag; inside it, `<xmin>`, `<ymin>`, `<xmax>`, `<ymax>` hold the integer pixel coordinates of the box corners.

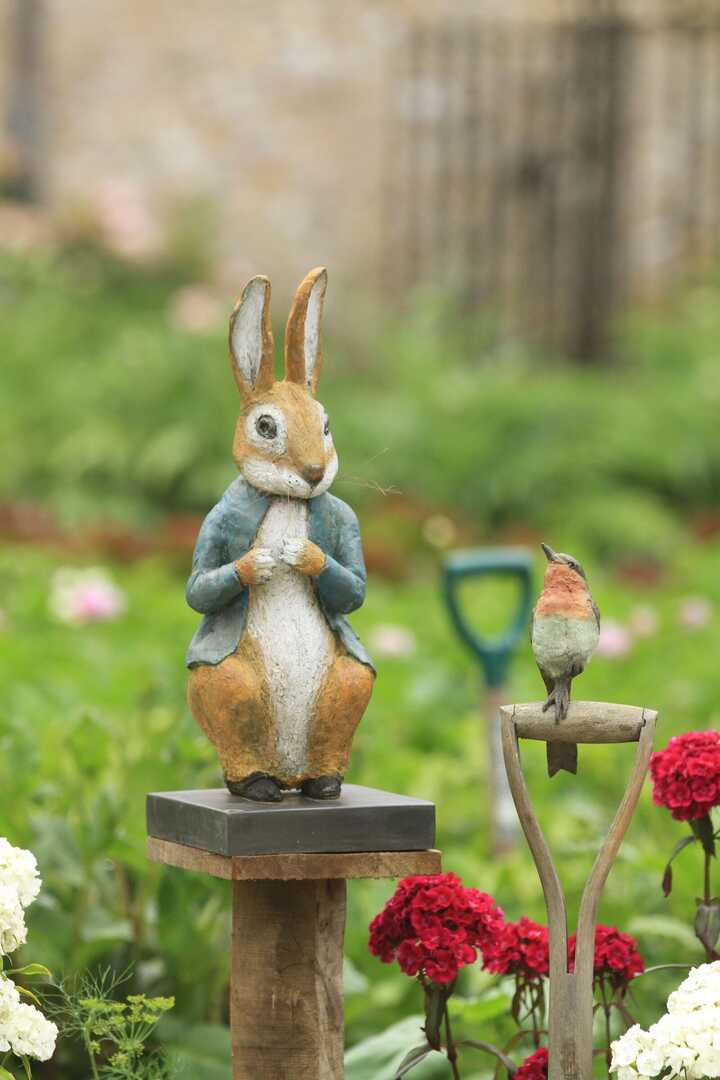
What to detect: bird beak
<box><xmin>541</xmin><ymin>543</ymin><xmax>558</xmax><ymax>562</ymax></box>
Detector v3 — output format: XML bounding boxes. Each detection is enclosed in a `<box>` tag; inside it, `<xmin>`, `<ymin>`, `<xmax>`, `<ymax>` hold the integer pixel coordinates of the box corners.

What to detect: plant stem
<box><xmin>599</xmin><ymin>979</ymin><xmax>612</xmax><ymax>1069</ymax></box>
<box><xmin>444</xmin><ymin>1005</ymin><xmax>461</xmax><ymax>1080</ymax></box>
<box><xmin>82</xmin><ymin>1025</ymin><xmax>100</xmax><ymax>1080</ymax></box>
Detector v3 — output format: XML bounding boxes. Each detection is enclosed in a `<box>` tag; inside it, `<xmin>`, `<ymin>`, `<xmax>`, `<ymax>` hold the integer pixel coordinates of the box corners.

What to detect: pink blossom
<box><xmin>679</xmin><ymin>597</ymin><xmax>713</xmax><ymax>631</ymax></box>
<box><xmin>368</xmin><ymin>624</ymin><xmax>417</xmax><ymax>659</ymax></box>
<box><xmin>49</xmin><ymin>569</ymin><xmax>127</xmax><ymax>626</ymax></box>
<box><xmin>596</xmin><ymin>619</ymin><xmax>632</xmax><ymax>659</ymax></box>
<box><xmin>629</xmin><ymin>605</ymin><xmax>659</xmax><ymax>638</ymax></box>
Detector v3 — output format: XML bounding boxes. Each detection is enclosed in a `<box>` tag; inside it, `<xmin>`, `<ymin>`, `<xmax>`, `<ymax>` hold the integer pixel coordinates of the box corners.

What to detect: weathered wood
<box><xmin>148</xmin><ymin>836</ymin><xmax>442</xmax><ymax>881</ymax></box>
<box><xmin>147</xmin><ymin>784</ymin><xmax>436</xmax><ymax>856</ymax></box>
<box><xmin>231</xmin><ymin>878</ymin><xmax>346</xmax><ymax>1080</ymax></box>
<box><xmin>501</xmin><ymin>703</ymin><xmax>657</xmax><ymax>1080</ymax></box>
<box><xmin>509</xmin><ymin>701</ymin><xmax>652</xmax><ymax>743</ymax></box>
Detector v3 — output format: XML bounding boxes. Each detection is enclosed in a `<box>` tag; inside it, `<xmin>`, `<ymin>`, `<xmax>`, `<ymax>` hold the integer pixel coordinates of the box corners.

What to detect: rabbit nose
<box><xmin>302</xmin><ymin>465</ymin><xmax>325</xmax><ymax>488</ymax></box>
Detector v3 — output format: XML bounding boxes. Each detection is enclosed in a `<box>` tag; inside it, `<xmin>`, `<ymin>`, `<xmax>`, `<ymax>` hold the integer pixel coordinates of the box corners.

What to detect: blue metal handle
<box><xmin>442</xmin><ymin>547</ymin><xmax>534</xmax><ymax>689</ymax></box>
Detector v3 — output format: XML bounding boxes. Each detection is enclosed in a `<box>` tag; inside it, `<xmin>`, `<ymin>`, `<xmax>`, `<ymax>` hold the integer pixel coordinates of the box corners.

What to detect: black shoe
<box><xmin>226</xmin><ymin>773</ymin><xmax>283</xmax><ymax>803</ymax></box>
<box><xmin>301</xmin><ymin>775</ymin><xmax>342</xmax><ymax>801</ymax></box>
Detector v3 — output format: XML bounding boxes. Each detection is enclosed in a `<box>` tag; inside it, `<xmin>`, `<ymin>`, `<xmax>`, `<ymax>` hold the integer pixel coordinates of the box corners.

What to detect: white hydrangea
<box><xmin>0</xmin><ymin>976</ymin><xmax>57</xmax><ymax>1061</ymax></box>
<box><xmin>611</xmin><ymin>961</ymin><xmax>720</xmax><ymax>1080</ymax></box>
<box><xmin>0</xmin><ymin>883</ymin><xmax>28</xmax><ymax>956</ymax></box>
<box><xmin>0</xmin><ymin>837</ymin><xmax>41</xmax><ymax>908</ymax></box>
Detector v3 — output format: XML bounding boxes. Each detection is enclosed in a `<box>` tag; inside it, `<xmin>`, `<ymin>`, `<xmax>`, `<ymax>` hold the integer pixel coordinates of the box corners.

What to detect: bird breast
<box><xmin>532</xmin><ymin>614</ymin><xmax>599</xmax><ymax>679</ymax></box>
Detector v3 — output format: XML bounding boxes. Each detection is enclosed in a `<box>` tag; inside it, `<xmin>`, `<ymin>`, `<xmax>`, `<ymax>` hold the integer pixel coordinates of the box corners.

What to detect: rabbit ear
<box><xmin>284</xmin><ymin>267</ymin><xmax>327</xmax><ymax>394</ymax></box>
<box><xmin>228</xmin><ymin>276</ymin><xmax>275</xmax><ymax>395</ymax></box>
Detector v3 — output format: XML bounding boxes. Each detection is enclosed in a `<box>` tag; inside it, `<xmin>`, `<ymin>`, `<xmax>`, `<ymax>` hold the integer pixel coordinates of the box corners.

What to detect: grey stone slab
<box><xmin>146</xmin><ymin>784</ymin><xmax>436</xmax><ymax>857</ymax></box>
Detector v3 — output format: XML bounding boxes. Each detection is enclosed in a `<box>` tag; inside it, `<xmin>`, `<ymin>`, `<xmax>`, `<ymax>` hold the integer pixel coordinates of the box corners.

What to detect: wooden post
<box><xmin>147</xmin><ymin>784</ymin><xmax>441</xmax><ymax>1080</ymax></box>
<box><xmin>500</xmin><ymin>701</ymin><xmax>657</xmax><ymax>1080</ymax></box>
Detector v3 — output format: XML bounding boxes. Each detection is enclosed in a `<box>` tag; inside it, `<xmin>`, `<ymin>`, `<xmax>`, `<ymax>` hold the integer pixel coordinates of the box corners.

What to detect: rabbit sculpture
<box><xmin>186</xmin><ymin>268</ymin><xmax>375</xmax><ymax>802</ymax></box>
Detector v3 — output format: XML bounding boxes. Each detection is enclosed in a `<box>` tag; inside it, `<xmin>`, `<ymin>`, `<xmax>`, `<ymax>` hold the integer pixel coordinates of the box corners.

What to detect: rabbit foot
<box><xmin>301</xmin><ymin>775</ymin><xmax>342</xmax><ymax>801</ymax></box>
<box><xmin>226</xmin><ymin>772</ymin><xmax>283</xmax><ymax>802</ymax></box>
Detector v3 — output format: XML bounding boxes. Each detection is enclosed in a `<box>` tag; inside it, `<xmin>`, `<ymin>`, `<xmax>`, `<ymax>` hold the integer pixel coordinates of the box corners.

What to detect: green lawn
<box><xmin>1</xmin><ymin>539</ymin><xmax>718</xmax><ymax>1075</ymax></box>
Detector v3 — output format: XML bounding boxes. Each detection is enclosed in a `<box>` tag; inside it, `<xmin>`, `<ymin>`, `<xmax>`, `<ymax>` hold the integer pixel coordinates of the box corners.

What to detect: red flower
<box><xmin>650</xmin><ymin>731</ymin><xmax>720</xmax><ymax>821</ymax></box>
<box><xmin>368</xmin><ymin>874</ymin><xmax>504</xmax><ymax>985</ymax></box>
<box><xmin>567</xmin><ymin>924</ymin><xmax>644</xmax><ymax>987</ymax></box>
<box><xmin>515</xmin><ymin>1047</ymin><xmax>548</xmax><ymax>1080</ymax></box>
<box><xmin>481</xmin><ymin>916</ymin><xmax>549</xmax><ymax>978</ymax></box>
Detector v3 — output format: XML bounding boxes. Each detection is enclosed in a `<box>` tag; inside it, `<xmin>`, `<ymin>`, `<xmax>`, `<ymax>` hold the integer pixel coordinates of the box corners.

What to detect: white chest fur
<box><xmin>246</xmin><ymin>498</ymin><xmax>335</xmax><ymax>778</ymax></box>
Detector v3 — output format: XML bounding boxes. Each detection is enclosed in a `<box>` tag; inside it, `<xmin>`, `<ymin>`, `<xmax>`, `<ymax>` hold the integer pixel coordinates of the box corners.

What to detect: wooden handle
<box><xmin>502</xmin><ymin>701</ymin><xmax>656</xmax><ymax>744</ymax></box>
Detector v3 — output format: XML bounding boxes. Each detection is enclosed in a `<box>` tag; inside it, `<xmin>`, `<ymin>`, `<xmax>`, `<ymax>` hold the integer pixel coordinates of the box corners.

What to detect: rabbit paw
<box><xmin>280</xmin><ymin>539</ymin><xmax>326</xmax><ymax>577</ymax></box>
<box><xmin>235</xmin><ymin>547</ymin><xmax>276</xmax><ymax>586</ymax></box>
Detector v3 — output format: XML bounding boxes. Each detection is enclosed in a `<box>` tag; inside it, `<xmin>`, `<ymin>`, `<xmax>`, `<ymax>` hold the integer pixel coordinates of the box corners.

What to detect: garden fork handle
<box><xmin>500</xmin><ymin>702</ymin><xmax>657</xmax><ymax>1080</ymax></box>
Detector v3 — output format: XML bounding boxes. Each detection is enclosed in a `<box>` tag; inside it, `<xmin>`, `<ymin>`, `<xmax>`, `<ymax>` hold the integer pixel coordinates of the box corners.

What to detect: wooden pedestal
<box><xmin>147</xmin><ymin>785</ymin><xmax>441</xmax><ymax>1080</ymax></box>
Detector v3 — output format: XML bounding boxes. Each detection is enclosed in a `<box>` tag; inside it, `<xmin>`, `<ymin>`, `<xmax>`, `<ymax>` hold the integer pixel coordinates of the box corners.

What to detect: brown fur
<box><xmin>235</xmin><ymin>550</ymin><xmax>269</xmax><ymax>586</ymax></box>
<box><xmin>231</xmin><ymin>380</ymin><xmax>331</xmax><ymax>479</ymax></box>
<box><xmin>292</xmin><ymin>540</ymin><xmax>326</xmax><ymax>577</ymax></box>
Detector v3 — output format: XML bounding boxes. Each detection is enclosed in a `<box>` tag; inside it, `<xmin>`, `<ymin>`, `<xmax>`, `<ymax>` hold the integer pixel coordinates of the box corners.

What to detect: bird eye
<box><xmin>323</xmin><ymin>417</ymin><xmax>330</xmax><ymax>437</ymax></box>
<box><xmin>256</xmin><ymin>414</ymin><xmax>277</xmax><ymax>439</ymax></box>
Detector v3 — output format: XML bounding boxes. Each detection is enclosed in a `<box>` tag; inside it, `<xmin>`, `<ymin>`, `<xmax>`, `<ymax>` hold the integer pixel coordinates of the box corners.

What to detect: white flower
<box><xmin>2</xmin><ymin>1000</ymin><xmax>58</xmax><ymax>1061</ymax></box>
<box><xmin>0</xmin><ymin>975</ymin><xmax>22</xmax><ymax>1052</ymax></box>
<box><xmin>49</xmin><ymin>567</ymin><xmax>127</xmax><ymax>625</ymax></box>
<box><xmin>0</xmin><ymin>837</ymin><xmax>41</xmax><ymax>908</ymax></box>
<box><xmin>611</xmin><ymin>962</ymin><xmax>720</xmax><ymax>1080</ymax></box>
<box><xmin>0</xmin><ymin>883</ymin><xmax>27</xmax><ymax>956</ymax></box>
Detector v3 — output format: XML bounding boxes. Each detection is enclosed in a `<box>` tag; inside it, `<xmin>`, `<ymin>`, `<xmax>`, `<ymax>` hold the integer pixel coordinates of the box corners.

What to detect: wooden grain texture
<box><xmin>147</xmin><ymin>837</ymin><xmax>442</xmax><ymax>881</ymax></box>
<box><xmin>231</xmin><ymin>878</ymin><xmax>346</xmax><ymax>1079</ymax></box>
<box><xmin>509</xmin><ymin>700</ymin><xmax>654</xmax><ymax>743</ymax></box>
<box><xmin>501</xmin><ymin>703</ymin><xmax>657</xmax><ymax>1080</ymax></box>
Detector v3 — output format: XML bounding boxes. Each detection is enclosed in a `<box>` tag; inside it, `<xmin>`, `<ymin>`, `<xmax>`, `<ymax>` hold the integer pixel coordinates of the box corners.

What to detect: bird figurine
<box><xmin>531</xmin><ymin>543</ymin><xmax>600</xmax><ymax>777</ymax></box>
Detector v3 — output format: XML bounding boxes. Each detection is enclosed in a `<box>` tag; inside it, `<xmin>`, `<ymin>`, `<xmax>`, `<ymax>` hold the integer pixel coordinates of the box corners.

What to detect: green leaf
<box><xmin>695</xmin><ymin>899</ymin><xmax>720</xmax><ymax>953</ymax></box>
<box><xmin>345</xmin><ymin>1017</ymin><xmax>447</xmax><ymax>1080</ymax></box>
<box><xmin>15</xmin><ymin>986</ymin><xmax>43</xmax><ymax>1008</ymax></box>
<box><xmin>662</xmin><ymin>835</ymin><xmax>697</xmax><ymax>897</ymax></box>
<box><xmin>451</xmin><ymin>992</ymin><xmax>513</xmax><ymax>1025</ymax></box>
<box><xmin>690</xmin><ymin>816</ymin><xmax>715</xmax><ymax>857</ymax></box>
<box><xmin>394</xmin><ymin>1044</ymin><xmax>434</xmax><ymax>1078</ymax></box>
<box><xmin>627</xmin><ymin>915</ymin><xmax>699</xmax><ymax>951</ymax></box>
<box><xmin>459</xmin><ymin>1040</ymin><xmax>518</xmax><ymax>1076</ymax></box>
<box><xmin>343</xmin><ymin>956</ymin><xmax>369</xmax><ymax>997</ymax></box>
<box><xmin>7</xmin><ymin>965</ymin><xmax>52</xmax><ymax>980</ymax></box>
<box><xmin>0</xmin><ymin>1068</ymin><xmax>16</xmax><ymax>1080</ymax></box>
<box><xmin>162</xmin><ymin>1021</ymin><xmax>231</xmax><ymax>1080</ymax></box>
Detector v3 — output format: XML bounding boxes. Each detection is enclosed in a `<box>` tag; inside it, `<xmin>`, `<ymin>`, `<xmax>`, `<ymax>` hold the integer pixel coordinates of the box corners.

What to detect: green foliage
<box><xmin>0</xmin><ymin>536</ymin><xmax>719</xmax><ymax>1076</ymax></box>
<box><xmin>2</xmin><ymin>247</ymin><xmax>720</xmax><ymax>559</ymax></box>
<box><xmin>43</xmin><ymin>969</ymin><xmax>174</xmax><ymax>1079</ymax></box>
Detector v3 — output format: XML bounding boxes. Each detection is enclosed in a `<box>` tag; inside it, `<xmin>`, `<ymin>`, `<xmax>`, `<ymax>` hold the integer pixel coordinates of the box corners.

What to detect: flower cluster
<box><xmin>0</xmin><ymin>978</ymin><xmax>57</xmax><ymax>1062</ymax></box>
<box><xmin>568</xmin><ymin>924</ymin><xmax>644</xmax><ymax>987</ymax></box>
<box><xmin>650</xmin><ymin>730</ymin><xmax>720</xmax><ymax>821</ymax></box>
<box><xmin>611</xmin><ymin>962</ymin><xmax>720</xmax><ymax>1080</ymax></box>
<box><xmin>481</xmin><ymin>916</ymin><xmax>549</xmax><ymax>978</ymax></box>
<box><xmin>368</xmin><ymin>874</ymin><xmax>504</xmax><ymax>985</ymax></box>
<box><xmin>0</xmin><ymin>838</ymin><xmax>57</xmax><ymax>1063</ymax></box>
<box><xmin>0</xmin><ymin>839</ymin><xmax>40</xmax><ymax>956</ymax></box>
<box><xmin>515</xmin><ymin>1047</ymin><xmax>548</xmax><ymax>1080</ymax></box>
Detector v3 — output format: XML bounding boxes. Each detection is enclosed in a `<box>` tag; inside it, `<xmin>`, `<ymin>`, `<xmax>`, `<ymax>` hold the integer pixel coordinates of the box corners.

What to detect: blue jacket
<box><xmin>186</xmin><ymin>477</ymin><xmax>374</xmax><ymax>671</ymax></box>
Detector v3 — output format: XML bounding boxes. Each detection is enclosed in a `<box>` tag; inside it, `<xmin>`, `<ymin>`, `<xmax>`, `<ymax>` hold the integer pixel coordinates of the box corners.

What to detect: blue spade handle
<box><xmin>442</xmin><ymin>548</ymin><xmax>534</xmax><ymax>689</ymax></box>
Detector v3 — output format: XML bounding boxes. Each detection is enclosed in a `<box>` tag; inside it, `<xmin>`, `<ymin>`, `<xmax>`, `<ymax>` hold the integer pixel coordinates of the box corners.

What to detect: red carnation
<box><xmin>481</xmin><ymin>916</ymin><xmax>549</xmax><ymax>978</ymax></box>
<box><xmin>567</xmin><ymin>924</ymin><xmax>644</xmax><ymax>987</ymax></box>
<box><xmin>369</xmin><ymin>873</ymin><xmax>504</xmax><ymax>985</ymax></box>
<box><xmin>650</xmin><ymin>731</ymin><xmax>720</xmax><ymax>821</ymax></box>
<box><xmin>515</xmin><ymin>1047</ymin><xmax>548</xmax><ymax>1080</ymax></box>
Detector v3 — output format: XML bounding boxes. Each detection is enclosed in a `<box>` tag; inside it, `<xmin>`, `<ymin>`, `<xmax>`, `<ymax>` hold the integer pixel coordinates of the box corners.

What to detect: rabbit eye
<box><xmin>256</xmin><ymin>415</ymin><xmax>277</xmax><ymax>439</ymax></box>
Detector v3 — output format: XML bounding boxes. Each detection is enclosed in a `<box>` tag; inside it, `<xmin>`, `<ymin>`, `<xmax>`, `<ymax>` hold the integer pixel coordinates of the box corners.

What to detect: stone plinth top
<box><xmin>146</xmin><ymin>784</ymin><xmax>436</xmax><ymax>857</ymax></box>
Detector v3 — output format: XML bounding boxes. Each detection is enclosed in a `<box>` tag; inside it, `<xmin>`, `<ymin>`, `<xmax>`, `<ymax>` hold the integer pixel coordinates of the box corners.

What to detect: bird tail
<box><xmin>547</xmin><ymin>742</ymin><xmax>578</xmax><ymax>778</ymax></box>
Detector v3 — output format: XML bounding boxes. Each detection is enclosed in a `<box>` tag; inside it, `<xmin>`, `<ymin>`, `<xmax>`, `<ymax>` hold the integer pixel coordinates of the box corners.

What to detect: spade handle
<box><xmin>500</xmin><ymin>702</ymin><xmax>657</xmax><ymax>1080</ymax></box>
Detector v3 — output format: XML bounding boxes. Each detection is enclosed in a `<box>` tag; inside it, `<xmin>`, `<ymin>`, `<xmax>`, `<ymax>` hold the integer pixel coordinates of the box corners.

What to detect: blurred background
<box><xmin>1</xmin><ymin>0</ymin><xmax>720</xmax><ymax>1076</ymax></box>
